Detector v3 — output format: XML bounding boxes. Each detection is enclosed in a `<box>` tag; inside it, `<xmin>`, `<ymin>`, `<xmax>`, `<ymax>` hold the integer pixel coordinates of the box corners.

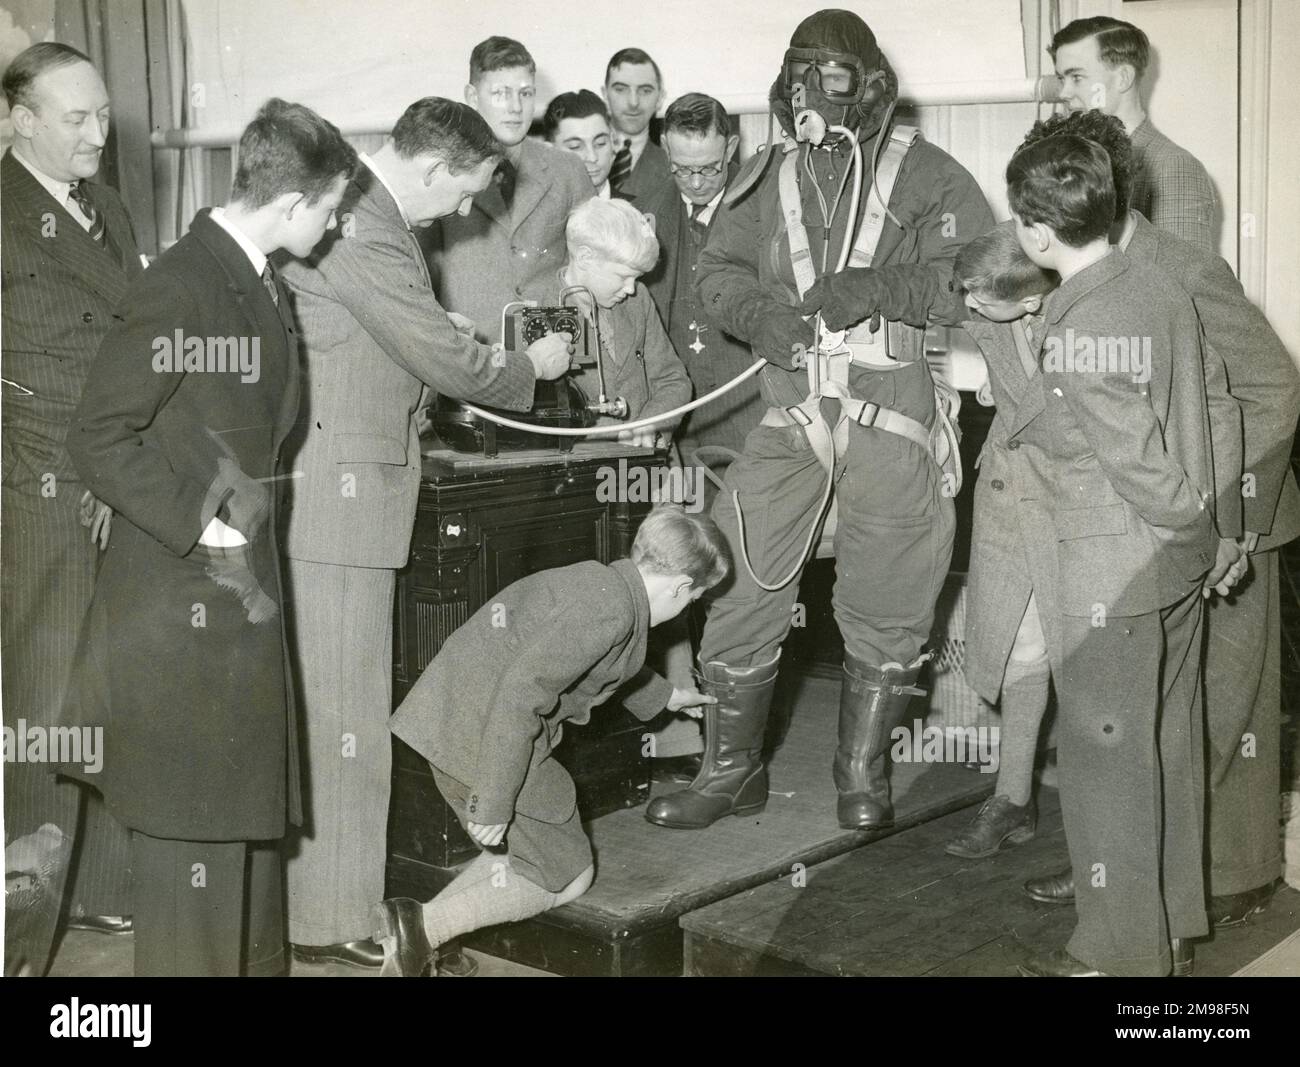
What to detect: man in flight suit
<box><xmin>646</xmin><ymin>9</ymin><xmax>994</xmax><ymax>831</ymax></box>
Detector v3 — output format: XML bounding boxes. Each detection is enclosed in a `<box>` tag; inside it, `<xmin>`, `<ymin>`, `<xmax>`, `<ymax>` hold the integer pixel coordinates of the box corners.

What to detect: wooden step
<box><xmin>387</xmin><ymin>667</ymin><xmax>995</xmax><ymax>976</ymax></box>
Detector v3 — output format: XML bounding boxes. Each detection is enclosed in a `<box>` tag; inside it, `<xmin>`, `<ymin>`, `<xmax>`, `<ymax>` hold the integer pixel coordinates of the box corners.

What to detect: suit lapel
<box><xmin>190</xmin><ymin>211</ymin><xmax>293</xmax><ymax>435</ymax></box>
<box><xmin>508</xmin><ymin>146</ymin><xmax>549</xmax><ymax>234</ymax></box>
<box><xmin>356</xmin><ymin>165</ymin><xmax>432</xmax><ymax>287</ymax></box>
<box><xmin>2</xmin><ymin>151</ymin><xmax>133</xmax><ymax>306</ymax></box>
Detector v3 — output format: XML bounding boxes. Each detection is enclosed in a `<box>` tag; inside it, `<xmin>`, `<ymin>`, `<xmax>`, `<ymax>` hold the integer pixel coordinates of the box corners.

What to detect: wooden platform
<box><xmin>443</xmin><ymin>668</ymin><xmax>995</xmax><ymax>976</ymax></box>
<box><xmin>681</xmin><ymin>790</ymin><xmax>1300</xmax><ymax>977</ymax></box>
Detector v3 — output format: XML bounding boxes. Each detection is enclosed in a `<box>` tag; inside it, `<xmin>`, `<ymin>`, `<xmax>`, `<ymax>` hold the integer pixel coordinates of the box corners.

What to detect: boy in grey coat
<box><xmin>1004</xmin><ymin>134</ymin><xmax>1242</xmax><ymax>978</ymax></box>
<box><xmin>376</xmin><ymin>506</ymin><xmax>729</xmax><ymax>976</ymax></box>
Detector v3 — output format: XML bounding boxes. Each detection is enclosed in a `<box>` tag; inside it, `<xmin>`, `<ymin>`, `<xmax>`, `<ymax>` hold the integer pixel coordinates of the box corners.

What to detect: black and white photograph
<box><xmin>2</xmin><ymin>0</ymin><xmax>1298</xmax><ymax>1035</ymax></box>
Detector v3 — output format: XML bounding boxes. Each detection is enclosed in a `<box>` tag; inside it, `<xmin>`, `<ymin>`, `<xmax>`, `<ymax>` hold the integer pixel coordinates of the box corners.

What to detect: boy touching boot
<box><xmin>375</xmin><ymin>505</ymin><xmax>729</xmax><ymax>976</ymax></box>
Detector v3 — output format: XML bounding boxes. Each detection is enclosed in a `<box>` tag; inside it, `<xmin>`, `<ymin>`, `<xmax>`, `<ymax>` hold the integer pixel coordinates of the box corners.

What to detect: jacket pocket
<box><xmin>332</xmin><ymin>432</ymin><xmax>407</xmax><ymax>465</ymax></box>
<box><xmin>1054</xmin><ymin>502</ymin><xmax>1127</xmax><ymax>541</ymax></box>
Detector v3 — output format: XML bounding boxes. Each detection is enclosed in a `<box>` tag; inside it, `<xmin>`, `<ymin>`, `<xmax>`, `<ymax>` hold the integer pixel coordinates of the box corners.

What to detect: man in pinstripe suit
<box><xmin>277</xmin><ymin>98</ymin><xmax>570</xmax><ymax>969</ymax></box>
<box><xmin>1051</xmin><ymin>16</ymin><xmax>1217</xmax><ymax>252</ymax></box>
<box><xmin>1</xmin><ymin>42</ymin><xmax>138</xmax><ymax>975</ymax></box>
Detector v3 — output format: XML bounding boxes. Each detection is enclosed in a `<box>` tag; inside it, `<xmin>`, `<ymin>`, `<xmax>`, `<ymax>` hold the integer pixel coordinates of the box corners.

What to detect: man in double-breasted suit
<box><xmin>277</xmin><ymin>97</ymin><xmax>572</xmax><ymax>968</ymax></box>
<box><xmin>1</xmin><ymin>43</ymin><xmax>139</xmax><ymax>974</ymax></box>
<box><xmin>1004</xmin><ymin>135</ymin><xmax>1237</xmax><ymax>978</ymax></box>
<box><xmin>428</xmin><ymin>36</ymin><xmax>592</xmax><ymax>345</ymax></box>
<box><xmin>64</xmin><ymin>99</ymin><xmax>356</xmax><ymax>976</ymax></box>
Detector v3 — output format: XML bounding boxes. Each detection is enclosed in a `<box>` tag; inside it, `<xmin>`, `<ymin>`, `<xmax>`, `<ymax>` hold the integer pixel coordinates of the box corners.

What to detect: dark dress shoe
<box><xmin>290</xmin><ymin>939</ymin><xmax>385</xmax><ymax>969</ymax></box>
<box><xmin>1209</xmin><ymin>882</ymin><xmax>1274</xmax><ymax>928</ymax></box>
<box><xmin>944</xmin><ymin>795</ymin><xmax>1036</xmax><ymax>858</ymax></box>
<box><xmin>651</xmin><ymin>753</ymin><xmax>704</xmax><ymax>784</ymax></box>
<box><xmin>1171</xmin><ymin>938</ymin><xmax>1194</xmax><ymax>977</ymax></box>
<box><xmin>1018</xmin><ymin>948</ymin><xmax>1110</xmax><ymax>977</ymax></box>
<box><xmin>1024</xmin><ymin>866</ymin><xmax>1075</xmax><ymax>905</ymax></box>
<box><xmin>370</xmin><ymin>898</ymin><xmax>436</xmax><ymax>977</ymax></box>
<box><xmin>66</xmin><ymin>914</ymin><xmax>133</xmax><ymax>935</ymax></box>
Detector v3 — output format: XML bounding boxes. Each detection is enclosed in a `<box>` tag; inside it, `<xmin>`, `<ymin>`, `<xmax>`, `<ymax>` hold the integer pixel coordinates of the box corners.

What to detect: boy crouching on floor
<box><xmin>375</xmin><ymin>504</ymin><xmax>730</xmax><ymax>975</ymax></box>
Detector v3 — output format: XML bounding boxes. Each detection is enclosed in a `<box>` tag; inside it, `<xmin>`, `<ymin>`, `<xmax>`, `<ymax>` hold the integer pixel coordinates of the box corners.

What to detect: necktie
<box><xmin>496</xmin><ymin>159</ymin><xmax>517</xmax><ymax>208</ymax></box>
<box><xmin>261</xmin><ymin>263</ymin><xmax>279</xmax><ymax>308</ymax></box>
<box><xmin>610</xmin><ymin>138</ymin><xmax>633</xmax><ymax>192</ymax></box>
<box><xmin>688</xmin><ymin>201</ymin><xmax>709</xmax><ymax>246</ymax></box>
<box><xmin>67</xmin><ymin>181</ymin><xmax>105</xmax><ymax>243</ymax></box>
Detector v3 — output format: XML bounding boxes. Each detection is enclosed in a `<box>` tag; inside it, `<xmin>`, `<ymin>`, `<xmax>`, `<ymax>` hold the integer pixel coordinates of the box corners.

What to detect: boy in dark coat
<box><xmin>378</xmin><ymin>505</ymin><xmax>729</xmax><ymax>976</ymax></box>
<box><xmin>64</xmin><ymin>99</ymin><xmax>356</xmax><ymax>976</ymax></box>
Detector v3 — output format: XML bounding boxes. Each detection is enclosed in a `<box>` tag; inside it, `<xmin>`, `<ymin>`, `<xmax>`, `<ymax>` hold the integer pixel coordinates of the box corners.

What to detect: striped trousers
<box><xmin>2</xmin><ymin>478</ymin><xmax>132</xmax><ymax>975</ymax></box>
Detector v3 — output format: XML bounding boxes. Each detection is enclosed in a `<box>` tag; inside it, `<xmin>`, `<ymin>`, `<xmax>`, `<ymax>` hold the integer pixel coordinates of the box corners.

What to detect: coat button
<box><xmin>82</xmin><ymin>312</ymin><xmax>94</xmax><ymax>323</ymax></box>
<box><xmin>991</xmin><ymin>479</ymin><xmax>1005</xmax><ymax>491</ymax></box>
<box><xmin>1007</xmin><ymin>440</ymin><xmax>1020</xmax><ymax>450</ymax></box>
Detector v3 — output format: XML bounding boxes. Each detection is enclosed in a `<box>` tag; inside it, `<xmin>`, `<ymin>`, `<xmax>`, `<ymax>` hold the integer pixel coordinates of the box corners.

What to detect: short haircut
<box><xmin>3</xmin><ymin>42</ymin><xmax>94</xmax><ymax>111</ymax></box>
<box><xmin>663</xmin><ymin>93</ymin><xmax>732</xmax><ymax>140</ymax></box>
<box><xmin>1049</xmin><ymin>16</ymin><xmax>1150</xmax><ymax>79</ymax></box>
<box><xmin>605</xmin><ymin>47</ymin><xmax>662</xmax><ymax>87</ymax></box>
<box><xmin>469</xmin><ymin>36</ymin><xmax>535</xmax><ymax>82</ymax></box>
<box><xmin>1018</xmin><ymin>110</ymin><xmax>1131</xmax><ymax>220</ymax></box>
<box><xmin>631</xmin><ymin>504</ymin><xmax>730</xmax><ymax>589</ymax></box>
<box><xmin>566</xmin><ymin>197</ymin><xmax>659</xmax><ymax>274</ymax></box>
<box><xmin>954</xmin><ymin>223</ymin><xmax>1057</xmax><ymax>301</ymax></box>
<box><xmin>1006</xmin><ymin>134</ymin><xmax>1116</xmax><ymax>248</ymax></box>
<box><xmin>543</xmin><ymin>90</ymin><xmax>610</xmax><ymax>142</ymax></box>
<box><xmin>230</xmin><ymin>98</ymin><xmax>357</xmax><ymax>209</ymax></box>
<box><xmin>391</xmin><ymin>97</ymin><xmax>503</xmax><ymax>173</ymax></box>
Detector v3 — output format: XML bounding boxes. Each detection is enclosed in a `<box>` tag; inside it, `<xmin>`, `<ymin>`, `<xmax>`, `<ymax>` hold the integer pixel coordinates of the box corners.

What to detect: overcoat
<box><xmin>63</xmin><ymin>210</ymin><xmax>301</xmax><ymax>842</ymax></box>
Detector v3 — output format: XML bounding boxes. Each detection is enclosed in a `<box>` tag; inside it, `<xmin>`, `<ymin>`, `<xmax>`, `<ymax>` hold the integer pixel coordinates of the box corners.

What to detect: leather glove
<box><xmin>752</xmin><ymin>304</ymin><xmax>817</xmax><ymax>371</ymax></box>
<box><xmin>799</xmin><ymin>267</ymin><xmax>889</xmax><ymax>331</ymax></box>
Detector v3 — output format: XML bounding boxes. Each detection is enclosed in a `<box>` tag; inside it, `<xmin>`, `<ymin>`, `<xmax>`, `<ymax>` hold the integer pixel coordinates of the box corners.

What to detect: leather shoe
<box><xmin>371</xmin><ymin>898</ymin><xmax>436</xmax><ymax>977</ymax></box>
<box><xmin>1018</xmin><ymin>948</ymin><xmax>1110</xmax><ymax>977</ymax></box>
<box><xmin>1024</xmin><ymin>866</ymin><xmax>1075</xmax><ymax>905</ymax></box>
<box><xmin>290</xmin><ymin>939</ymin><xmax>385</xmax><ymax>969</ymax></box>
<box><xmin>67</xmin><ymin>914</ymin><xmax>133</xmax><ymax>935</ymax></box>
<box><xmin>1209</xmin><ymin>882</ymin><xmax>1274</xmax><ymax>928</ymax></box>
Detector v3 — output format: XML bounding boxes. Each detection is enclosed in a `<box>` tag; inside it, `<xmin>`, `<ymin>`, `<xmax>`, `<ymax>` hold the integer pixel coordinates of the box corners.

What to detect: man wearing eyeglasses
<box><xmin>430</xmin><ymin>36</ymin><xmax>593</xmax><ymax>345</ymax></box>
<box><xmin>645</xmin><ymin>94</ymin><xmax>764</xmax><ymax>481</ymax></box>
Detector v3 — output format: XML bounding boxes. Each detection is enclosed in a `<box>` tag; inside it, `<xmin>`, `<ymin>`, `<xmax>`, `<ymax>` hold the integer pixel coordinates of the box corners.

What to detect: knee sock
<box><xmin>995</xmin><ymin>654</ymin><xmax>1050</xmax><ymax>806</ymax></box>
<box><xmin>421</xmin><ymin>852</ymin><xmax>563</xmax><ymax>950</ymax></box>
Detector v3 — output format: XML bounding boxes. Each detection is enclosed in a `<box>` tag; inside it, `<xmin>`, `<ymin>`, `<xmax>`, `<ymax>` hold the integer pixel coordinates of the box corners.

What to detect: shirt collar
<box><xmin>208</xmin><ymin>206</ymin><xmax>268</xmax><ymax>276</ymax></box>
<box><xmin>681</xmin><ymin>186</ymin><xmax>725</xmax><ymax>225</ymax></box>
<box><xmin>360</xmin><ymin>152</ymin><xmax>410</xmax><ymax>228</ymax></box>
<box><xmin>11</xmin><ymin>148</ymin><xmax>78</xmax><ymax>205</ymax></box>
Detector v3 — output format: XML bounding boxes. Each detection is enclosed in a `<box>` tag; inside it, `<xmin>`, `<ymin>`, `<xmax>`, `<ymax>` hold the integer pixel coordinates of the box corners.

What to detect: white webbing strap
<box><xmin>778</xmin><ymin>149</ymin><xmax>818</xmax><ymax>299</ymax></box>
<box><xmin>846</xmin><ymin>125</ymin><xmax>919</xmax><ymax>269</ymax></box>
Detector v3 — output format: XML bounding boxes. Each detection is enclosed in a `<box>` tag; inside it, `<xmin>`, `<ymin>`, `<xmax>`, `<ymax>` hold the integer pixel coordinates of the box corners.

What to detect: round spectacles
<box><xmin>669</xmin><ymin>161</ymin><xmax>725</xmax><ymax>179</ymax></box>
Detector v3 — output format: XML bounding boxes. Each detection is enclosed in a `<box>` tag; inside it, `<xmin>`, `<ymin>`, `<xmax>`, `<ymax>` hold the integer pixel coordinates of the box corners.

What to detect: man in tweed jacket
<box><xmin>1</xmin><ymin>43</ymin><xmax>138</xmax><ymax>973</ymax></box>
<box><xmin>1051</xmin><ymin>16</ymin><xmax>1216</xmax><ymax>251</ymax></box>
<box><xmin>428</xmin><ymin>37</ymin><xmax>593</xmax><ymax>346</ymax></box>
<box><xmin>276</xmin><ymin>98</ymin><xmax>571</xmax><ymax>968</ymax></box>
